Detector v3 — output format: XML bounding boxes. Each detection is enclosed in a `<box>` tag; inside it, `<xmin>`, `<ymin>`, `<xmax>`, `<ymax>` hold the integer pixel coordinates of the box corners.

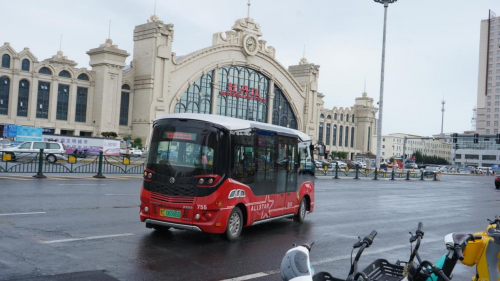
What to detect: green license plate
<box><xmin>160</xmin><ymin>209</ymin><xmax>181</xmax><ymax>219</ymax></box>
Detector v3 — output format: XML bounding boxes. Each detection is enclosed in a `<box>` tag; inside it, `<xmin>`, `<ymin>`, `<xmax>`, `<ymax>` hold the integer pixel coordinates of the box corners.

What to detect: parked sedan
<box><xmin>423</xmin><ymin>166</ymin><xmax>440</xmax><ymax>176</ymax></box>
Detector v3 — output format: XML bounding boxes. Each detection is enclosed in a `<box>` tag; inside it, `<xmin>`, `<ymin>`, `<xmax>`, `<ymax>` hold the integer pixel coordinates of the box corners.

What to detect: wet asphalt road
<box><xmin>0</xmin><ymin>174</ymin><xmax>498</xmax><ymax>281</ymax></box>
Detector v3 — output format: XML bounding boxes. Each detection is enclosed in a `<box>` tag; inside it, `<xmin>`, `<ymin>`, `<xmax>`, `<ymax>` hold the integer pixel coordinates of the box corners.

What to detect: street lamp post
<box><xmin>374</xmin><ymin>0</ymin><xmax>397</xmax><ymax>168</ymax></box>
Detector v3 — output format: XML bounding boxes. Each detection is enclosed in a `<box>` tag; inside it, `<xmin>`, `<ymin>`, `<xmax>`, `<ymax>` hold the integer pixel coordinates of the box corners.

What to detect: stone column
<box><xmin>49</xmin><ymin>78</ymin><xmax>59</xmax><ymax>122</ymax></box>
<box><xmin>211</xmin><ymin>68</ymin><xmax>219</xmax><ymax>115</ymax></box>
<box><xmin>28</xmin><ymin>75</ymin><xmax>39</xmax><ymax>121</ymax></box>
<box><xmin>9</xmin><ymin>73</ymin><xmax>20</xmax><ymax>120</ymax></box>
<box><xmin>68</xmin><ymin>79</ymin><xmax>77</xmax><ymax>125</ymax></box>
<box><xmin>267</xmin><ymin>79</ymin><xmax>275</xmax><ymax>124</ymax></box>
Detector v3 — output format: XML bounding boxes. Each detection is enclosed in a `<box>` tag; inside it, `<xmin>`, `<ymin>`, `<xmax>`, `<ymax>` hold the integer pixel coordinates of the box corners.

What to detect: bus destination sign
<box><xmin>165</xmin><ymin>132</ymin><xmax>197</xmax><ymax>141</ymax></box>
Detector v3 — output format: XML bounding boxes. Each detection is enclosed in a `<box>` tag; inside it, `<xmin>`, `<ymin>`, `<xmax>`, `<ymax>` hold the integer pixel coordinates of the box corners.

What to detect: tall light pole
<box><xmin>374</xmin><ymin>0</ymin><xmax>397</xmax><ymax>168</ymax></box>
<box><xmin>441</xmin><ymin>100</ymin><xmax>445</xmax><ymax>134</ymax></box>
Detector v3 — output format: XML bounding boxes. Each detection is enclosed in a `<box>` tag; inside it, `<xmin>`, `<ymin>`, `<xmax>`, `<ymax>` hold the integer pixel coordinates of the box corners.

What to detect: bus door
<box><xmin>274</xmin><ymin>136</ymin><xmax>293</xmax><ymax>217</ymax></box>
<box><xmin>284</xmin><ymin>138</ymin><xmax>298</xmax><ymax>214</ymax></box>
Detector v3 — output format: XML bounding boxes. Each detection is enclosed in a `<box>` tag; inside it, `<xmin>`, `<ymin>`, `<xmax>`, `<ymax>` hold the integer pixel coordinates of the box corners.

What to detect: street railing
<box><xmin>315</xmin><ymin>164</ymin><xmax>441</xmax><ymax>181</ymax></box>
<box><xmin>0</xmin><ymin>149</ymin><xmax>147</xmax><ymax>178</ymax></box>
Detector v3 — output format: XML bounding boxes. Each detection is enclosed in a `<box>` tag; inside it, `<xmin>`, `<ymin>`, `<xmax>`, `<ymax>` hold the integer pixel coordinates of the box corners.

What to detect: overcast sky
<box><xmin>1</xmin><ymin>0</ymin><xmax>497</xmax><ymax>136</ymax></box>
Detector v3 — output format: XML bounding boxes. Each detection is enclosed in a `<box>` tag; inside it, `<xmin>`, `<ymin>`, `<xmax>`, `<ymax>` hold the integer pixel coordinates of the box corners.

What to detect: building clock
<box><xmin>243</xmin><ymin>35</ymin><xmax>258</xmax><ymax>56</ymax></box>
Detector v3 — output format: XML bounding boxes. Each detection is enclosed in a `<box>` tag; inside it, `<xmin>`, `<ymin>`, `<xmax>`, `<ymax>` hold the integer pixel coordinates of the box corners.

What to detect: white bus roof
<box><xmin>156</xmin><ymin>113</ymin><xmax>311</xmax><ymax>142</ymax></box>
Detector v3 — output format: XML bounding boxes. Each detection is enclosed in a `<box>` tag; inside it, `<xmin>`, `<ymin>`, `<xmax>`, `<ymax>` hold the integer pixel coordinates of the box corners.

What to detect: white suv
<box><xmin>1</xmin><ymin>141</ymin><xmax>66</xmax><ymax>163</ymax></box>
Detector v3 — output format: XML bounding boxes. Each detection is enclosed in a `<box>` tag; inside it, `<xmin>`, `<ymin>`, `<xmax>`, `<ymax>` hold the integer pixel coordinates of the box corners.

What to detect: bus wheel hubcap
<box><xmin>229</xmin><ymin>213</ymin><xmax>240</xmax><ymax>235</ymax></box>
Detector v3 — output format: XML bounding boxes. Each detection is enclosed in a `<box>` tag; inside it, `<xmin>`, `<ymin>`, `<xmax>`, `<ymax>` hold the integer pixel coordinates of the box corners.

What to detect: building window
<box><xmin>17</xmin><ymin>79</ymin><xmax>29</xmax><ymax>117</ymax></box>
<box><xmin>39</xmin><ymin>67</ymin><xmax>52</xmax><ymax>75</ymax></box>
<box><xmin>495</xmin><ymin>129</ymin><xmax>499</xmax><ymax>134</ymax></box>
<box><xmin>318</xmin><ymin>122</ymin><xmax>324</xmax><ymax>143</ymax></box>
<box><xmin>487</xmin><ymin>129</ymin><xmax>491</xmax><ymax>134</ymax></box>
<box><xmin>488</xmin><ymin>108</ymin><xmax>492</xmax><ymax>112</ymax></box>
<box><xmin>320</xmin><ymin>113</ymin><xmax>324</xmax><ymax>119</ymax></box>
<box><xmin>351</xmin><ymin>127</ymin><xmax>354</xmax><ymax>148</ymax></box>
<box><xmin>326</xmin><ymin>124</ymin><xmax>331</xmax><ymax>145</ymax></box>
<box><xmin>465</xmin><ymin>154</ymin><xmax>479</xmax><ymax>160</ymax></box>
<box><xmin>339</xmin><ymin>125</ymin><xmax>343</xmax><ymax>146</ymax></box>
<box><xmin>176</xmin><ymin>71</ymin><xmax>213</xmax><ymax>115</ymax></box>
<box><xmin>488</xmin><ymin>90</ymin><xmax>492</xmax><ymax>94</ymax></box>
<box><xmin>489</xmin><ymin>96</ymin><xmax>492</xmax><ymax>100</ymax></box>
<box><xmin>482</xmin><ymin>155</ymin><xmax>496</xmax><ymax>160</ymax></box>
<box><xmin>21</xmin><ymin>59</ymin><xmax>30</xmax><ymax>71</ymax></box>
<box><xmin>383</xmin><ymin>145</ymin><xmax>385</xmax><ymax>148</ymax></box>
<box><xmin>119</xmin><ymin>85</ymin><xmax>131</xmax><ymax>126</ymax></box>
<box><xmin>382</xmin><ymin>152</ymin><xmax>385</xmax><ymax>156</ymax></box>
<box><xmin>496</xmin><ymin>101</ymin><xmax>499</xmax><ymax>106</ymax></box>
<box><xmin>496</xmin><ymin>94</ymin><xmax>500</xmax><ymax>98</ymax></box>
<box><xmin>36</xmin><ymin>82</ymin><xmax>50</xmax><ymax>119</ymax></box>
<box><xmin>496</xmin><ymin>114</ymin><xmax>499</xmax><ymax>118</ymax></box>
<box><xmin>272</xmin><ymin>86</ymin><xmax>298</xmax><ymax>129</ymax></box>
<box><xmin>334</xmin><ymin>113</ymin><xmax>337</xmax><ymax>120</ymax></box>
<box><xmin>488</xmin><ymin>115</ymin><xmax>491</xmax><ymax>119</ymax></box>
<box><xmin>346</xmin><ymin>114</ymin><xmax>350</xmax><ymax>122</ymax></box>
<box><xmin>75</xmin><ymin>87</ymin><xmax>88</xmax><ymax>122</ymax></box>
<box><xmin>327</xmin><ymin>115</ymin><xmax>331</xmax><ymax>120</ymax></box>
<box><xmin>0</xmin><ymin>76</ymin><xmax>10</xmax><ymax>115</ymax></box>
<box><xmin>345</xmin><ymin>126</ymin><xmax>349</xmax><ymax>147</ymax></box>
<box><xmin>488</xmin><ymin>102</ymin><xmax>492</xmax><ymax>106</ymax></box>
<box><xmin>496</xmin><ymin>108</ymin><xmax>499</xmax><ymax>112</ymax></box>
<box><xmin>59</xmin><ymin>70</ymin><xmax>71</xmax><ymax>78</ymax></box>
<box><xmin>340</xmin><ymin>113</ymin><xmax>343</xmax><ymax>121</ymax></box>
<box><xmin>77</xmin><ymin>73</ymin><xmax>89</xmax><ymax>81</ymax></box>
<box><xmin>56</xmin><ymin>84</ymin><xmax>70</xmax><ymax>120</ymax></box>
<box><xmin>1</xmin><ymin>54</ymin><xmax>10</xmax><ymax>68</ymax></box>
<box><xmin>367</xmin><ymin>127</ymin><xmax>371</xmax><ymax>151</ymax></box>
<box><xmin>333</xmin><ymin>125</ymin><xmax>337</xmax><ymax>146</ymax></box>
<box><xmin>352</xmin><ymin>114</ymin><xmax>355</xmax><ymax>122</ymax></box>
<box><xmin>495</xmin><ymin>121</ymin><xmax>498</xmax><ymax>126</ymax></box>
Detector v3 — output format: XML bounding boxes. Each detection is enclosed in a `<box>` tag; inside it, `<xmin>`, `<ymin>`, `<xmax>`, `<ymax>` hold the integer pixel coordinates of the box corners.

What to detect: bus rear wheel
<box><xmin>224</xmin><ymin>207</ymin><xmax>243</xmax><ymax>241</ymax></box>
<box><xmin>294</xmin><ymin>198</ymin><xmax>306</xmax><ymax>223</ymax></box>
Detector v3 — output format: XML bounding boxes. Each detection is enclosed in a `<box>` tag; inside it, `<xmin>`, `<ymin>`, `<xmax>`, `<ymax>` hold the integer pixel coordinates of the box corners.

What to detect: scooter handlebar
<box><xmin>454</xmin><ymin>245</ymin><xmax>464</xmax><ymax>260</ymax></box>
<box><xmin>364</xmin><ymin>230</ymin><xmax>377</xmax><ymax>246</ymax></box>
<box><xmin>416</xmin><ymin>222</ymin><xmax>424</xmax><ymax>236</ymax></box>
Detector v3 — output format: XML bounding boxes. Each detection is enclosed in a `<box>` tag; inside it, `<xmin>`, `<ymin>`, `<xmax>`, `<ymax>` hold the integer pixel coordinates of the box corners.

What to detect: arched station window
<box><xmin>0</xmin><ymin>76</ymin><xmax>10</xmax><ymax>115</ymax></box>
<box><xmin>352</xmin><ymin>114</ymin><xmax>355</xmax><ymax>122</ymax></box>
<box><xmin>340</xmin><ymin>113</ymin><xmax>344</xmax><ymax>121</ymax></box>
<box><xmin>320</xmin><ymin>113</ymin><xmax>324</xmax><ymax>119</ymax></box>
<box><xmin>333</xmin><ymin>125</ymin><xmax>337</xmax><ymax>146</ymax></box>
<box><xmin>77</xmin><ymin>73</ymin><xmax>89</xmax><ymax>81</ymax></box>
<box><xmin>327</xmin><ymin>115</ymin><xmax>331</xmax><ymax>120</ymax></box>
<box><xmin>334</xmin><ymin>113</ymin><xmax>337</xmax><ymax>120</ymax></box>
<box><xmin>22</xmin><ymin>59</ymin><xmax>30</xmax><ymax>71</ymax></box>
<box><xmin>39</xmin><ymin>67</ymin><xmax>52</xmax><ymax>75</ymax></box>
<box><xmin>218</xmin><ymin>66</ymin><xmax>269</xmax><ymax>123</ymax></box>
<box><xmin>17</xmin><ymin>79</ymin><xmax>30</xmax><ymax>117</ymax></box>
<box><xmin>339</xmin><ymin>125</ymin><xmax>343</xmax><ymax>147</ymax></box>
<box><xmin>345</xmin><ymin>126</ymin><xmax>349</xmax><ymax>148</ymax></box>
<box><xmin>120</xmin><ymin>84</ymin><xmax>131</xmax><ymax>126</ymax></box>
<box><xmin>175</xmin><ymin>71</ymin><xmax>213</xmax><ymax>114</ymax></box>
<box><xmin>346</xmin><ymin>114</ymin><xmax>350</xmax><ymax>122</ymax></box>
<box><xmin>351</xmin><ymin>127</ymin><xmax>355</xmax><ymax>148</ymax></box>
<box><xmin>59</xmin><ymin>70</ymin><xmax>71</xmax><ymax>78</ymax></box>
<box><xmin>1</xmin><ymin>54</ymin><xmax>10</xmax><ymax>68</ymax></box>
<box><xmin>273</xmin><ymin>86</ymin><xmax>297</xmax><ymax>129</ymax></box>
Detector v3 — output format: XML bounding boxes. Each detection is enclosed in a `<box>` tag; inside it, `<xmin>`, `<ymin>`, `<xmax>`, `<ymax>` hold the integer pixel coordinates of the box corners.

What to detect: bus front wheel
<box><xmin>294</xmin><ymin>198</ymin><xmax>306</xmax><ymax>223</ymax></box>
<box><xmin>225</xmin><ymin>207</ymin><xmax>243</xmax><ymax>241</ymax></box>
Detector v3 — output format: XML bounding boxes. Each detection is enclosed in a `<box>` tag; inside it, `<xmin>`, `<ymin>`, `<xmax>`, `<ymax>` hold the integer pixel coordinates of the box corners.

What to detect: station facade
<box><xmin>0</xmin><ymin>14</ymin><xmax>378</xmax><ymax>158</ymax></box>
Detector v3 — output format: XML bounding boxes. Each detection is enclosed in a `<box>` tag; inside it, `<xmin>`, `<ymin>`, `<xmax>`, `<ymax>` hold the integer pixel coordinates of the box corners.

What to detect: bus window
<box><xmin>286</xmin><ymin>140</ymin><xmax>298</xmax><ymax>192</ymax></box>
<box><xmin>231</xmin><ymin>129</ymin><xmax>255</xmax><ymax>185</ymax></box>
<box><xmin>255</xmin><ymin>130</ymin><xmax>276</xmax><ymax>196</ymax></box>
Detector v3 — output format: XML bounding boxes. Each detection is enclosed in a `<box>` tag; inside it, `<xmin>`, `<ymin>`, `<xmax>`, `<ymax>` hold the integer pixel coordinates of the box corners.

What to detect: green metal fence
<box><xmin>316</xmin><ymin>164</ymin><xmax>440</xmax><ymax>181</ymax></box>
<box><xmin>0</xmin><ymin>149</ymin><xmax>147</xmax><ymax>178</ymax></box>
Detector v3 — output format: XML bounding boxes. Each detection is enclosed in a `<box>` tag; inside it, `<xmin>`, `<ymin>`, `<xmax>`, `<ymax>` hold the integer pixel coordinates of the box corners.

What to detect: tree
<box><xmin>389</xmin><ymin>157</ymin><xmax>395</xmax><ymax>163</ymax></box>
<box><xmin>339</xmin><ymin>151</ymin><xmax>348</xmax><ymax>159</ymax></box>
<box><xmin>101</xmin><ymin>131</ymin><xmax>118</xmax><ymax>138</ymax></box>
<box><xmin>134</xmin><ymin>137</ymin><xmax>143</xmax><ymax>149</ymax></box>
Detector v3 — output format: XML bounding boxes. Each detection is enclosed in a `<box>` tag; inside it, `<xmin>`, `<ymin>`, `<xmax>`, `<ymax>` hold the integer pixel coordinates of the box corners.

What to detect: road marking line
<box><xmin>221</xmin><ymin>238</ymin><xmax>443</xmax><ymax>281</ymax></box>
<box><xmin>40</xmin><ymin>233</ymin><xmax>134</xmax><ymax>244</ymax></box>
<box><xmin>58</xmin><ymin>184</ymin><xmax>106</xmax><ymax>186</ymax></box>
<box><xmin>105</xmin><ymin>194</ymin><xmax>138</xmax><ymax>196</ymax></box>
<box><xmin>0</xmin><ymin>212</ymin><xmax>46</xmax><ymax>216</ymax></box>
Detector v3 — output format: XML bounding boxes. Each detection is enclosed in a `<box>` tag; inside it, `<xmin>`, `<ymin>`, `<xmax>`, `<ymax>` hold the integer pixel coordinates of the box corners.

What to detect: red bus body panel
<box><xmin>140</xmin><ymin>179</ymin><xmax>314</xmax><ymax>234</ymax></box>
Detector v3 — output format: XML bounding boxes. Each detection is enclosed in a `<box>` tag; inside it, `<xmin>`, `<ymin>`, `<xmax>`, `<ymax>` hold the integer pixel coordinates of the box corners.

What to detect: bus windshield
<box><xmin>147</xmin><ymin>120</ymin><xmax>225</xmax><ymax>177</ymax></box>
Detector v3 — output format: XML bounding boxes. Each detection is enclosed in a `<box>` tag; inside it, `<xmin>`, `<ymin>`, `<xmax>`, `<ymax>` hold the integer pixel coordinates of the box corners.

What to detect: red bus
<box><xmin>140</xmin><ymin>113</ymin><xmax>315</xmax><ymax>240</ymax></box>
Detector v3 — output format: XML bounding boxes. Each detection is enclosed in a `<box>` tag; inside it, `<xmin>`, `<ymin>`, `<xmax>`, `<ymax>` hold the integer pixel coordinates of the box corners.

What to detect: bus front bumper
<box><xmin>145</xmin><ymin>219</ymin><xmax>203</xmax><ymax>232</ymax></box>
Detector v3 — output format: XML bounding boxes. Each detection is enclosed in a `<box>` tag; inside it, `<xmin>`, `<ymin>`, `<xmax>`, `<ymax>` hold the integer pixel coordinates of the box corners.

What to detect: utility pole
<box><xmin>441</xmin><ymin>100</ymin><xmax>445</xmax><ymax>134</ymax></box>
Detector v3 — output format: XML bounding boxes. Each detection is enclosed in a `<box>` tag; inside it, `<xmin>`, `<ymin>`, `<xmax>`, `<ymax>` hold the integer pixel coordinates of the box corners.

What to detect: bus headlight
<box><xmin>198</xmin><ymin>178</ymin><xmax>205</xmax><ymax>184</ymax></box>
<box><xmin>195</xmin><ymin>214</ymin><xmax>201</xmax><ymax>220</ymax></box>
<box><xmin>144</xmin><ymin>207</ymin><xmax>149</xmax><ymax>212</ymax></box>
